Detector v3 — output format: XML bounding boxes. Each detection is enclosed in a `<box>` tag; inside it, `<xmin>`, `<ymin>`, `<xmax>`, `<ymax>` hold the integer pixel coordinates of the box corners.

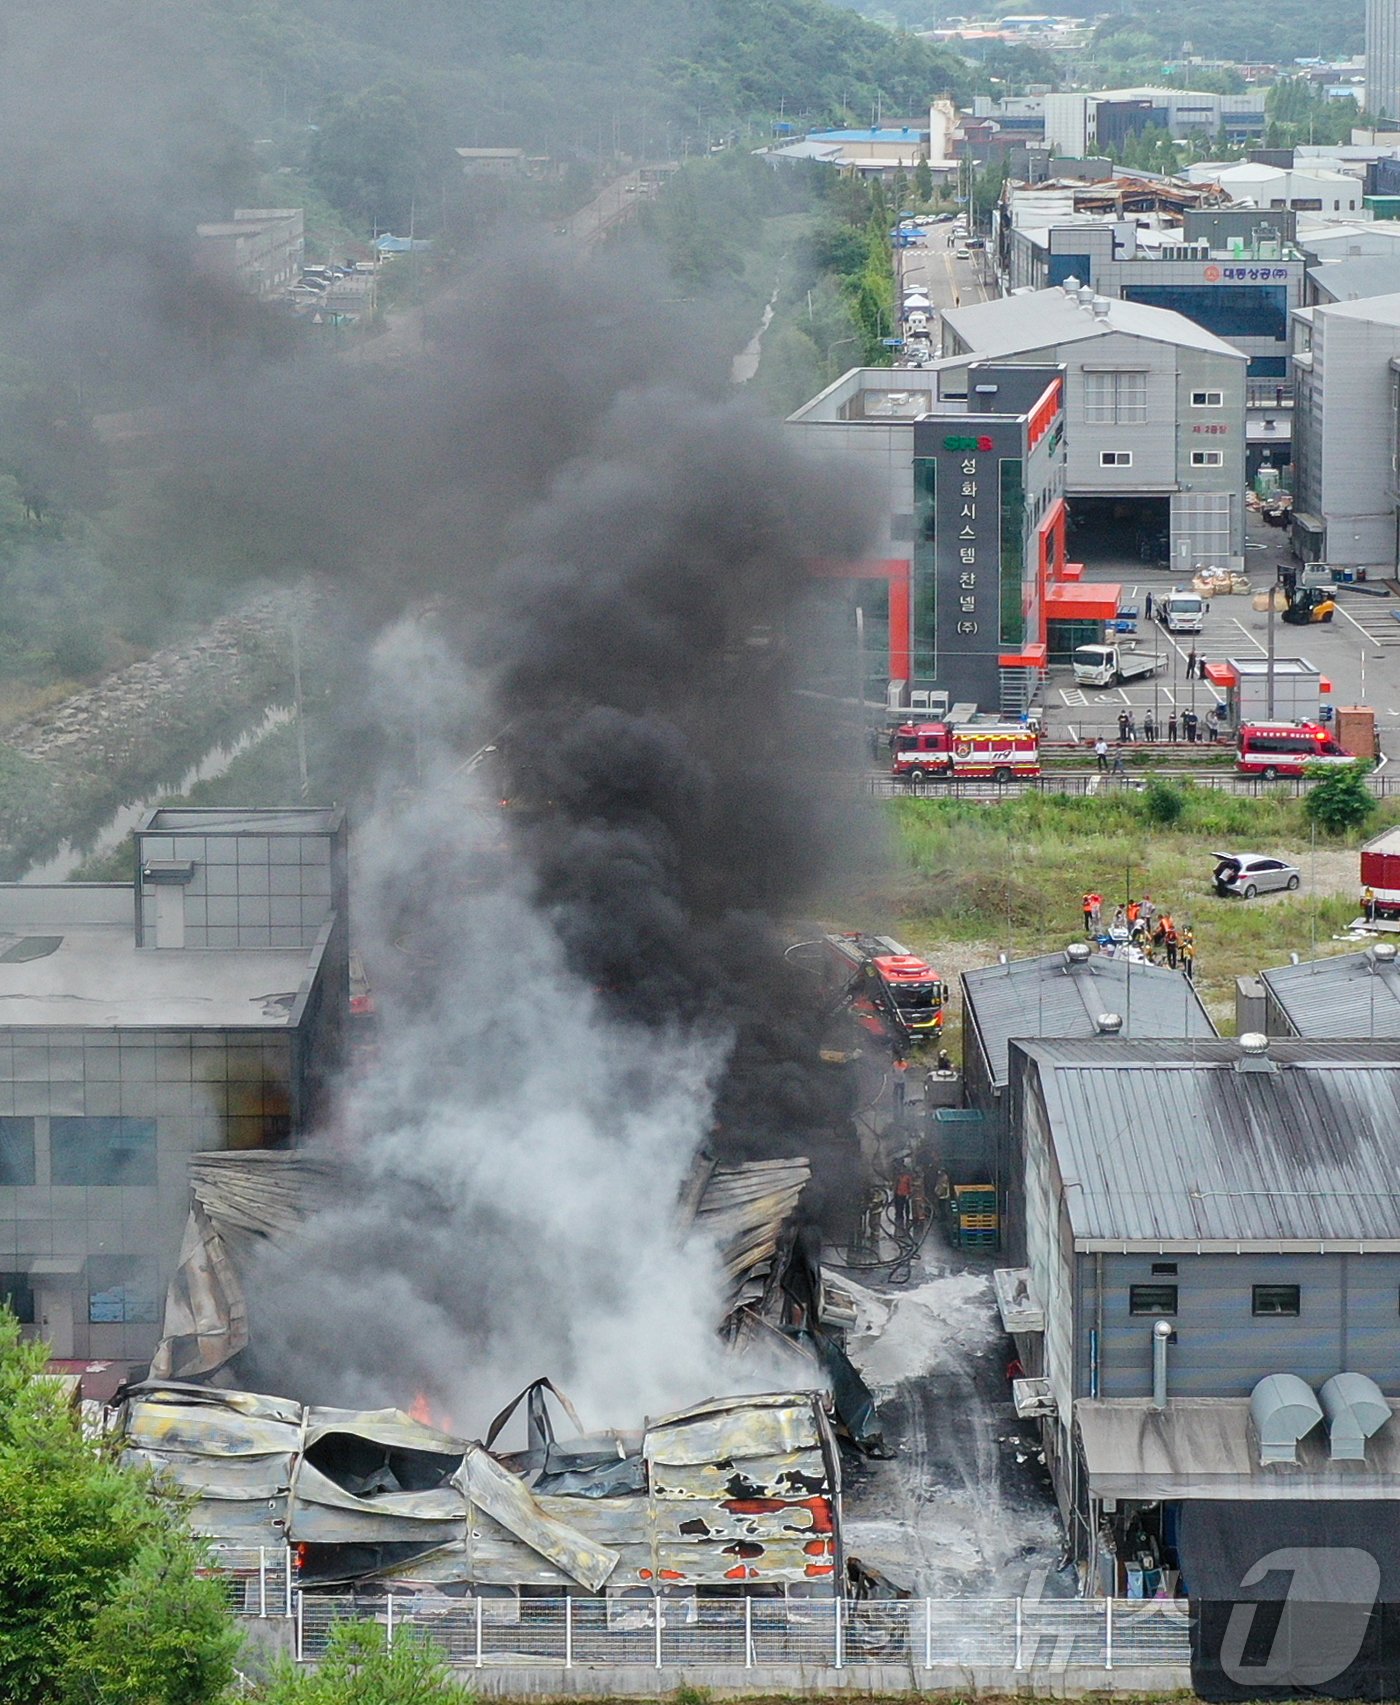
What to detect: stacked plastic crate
<box><xmin>951</xmin><ymin>1184</ymin><xmax>999</xmax><ymax>1251</ymax></box>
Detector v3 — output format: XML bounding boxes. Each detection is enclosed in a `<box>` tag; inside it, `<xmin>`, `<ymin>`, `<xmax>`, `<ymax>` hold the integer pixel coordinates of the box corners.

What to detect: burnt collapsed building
<box><xmin>116</xmin><ymin>1380</ymin><xmax>845</xmax><ymax>1607</ymax></box>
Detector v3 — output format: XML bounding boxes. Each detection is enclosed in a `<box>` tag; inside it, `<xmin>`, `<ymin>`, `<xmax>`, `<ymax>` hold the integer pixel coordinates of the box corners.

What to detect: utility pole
<box><xmin>1266</xmin><ymin>566</ymin><xmax>1277</xmax><ymax>720</ymax></box>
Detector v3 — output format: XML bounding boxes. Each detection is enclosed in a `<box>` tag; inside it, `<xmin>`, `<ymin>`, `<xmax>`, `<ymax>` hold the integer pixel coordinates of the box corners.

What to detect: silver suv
<box><xmin>1213</xmin><ymin>853</ymin><xmax>1302</xmax><ymax>899</ymax></box>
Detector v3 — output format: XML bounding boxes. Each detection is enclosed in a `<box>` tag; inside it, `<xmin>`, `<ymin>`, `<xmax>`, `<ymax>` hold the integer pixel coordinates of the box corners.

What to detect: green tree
<box><xmin>257</xmin><ymin>1620</ymin><xmax>459</xmax><ymax>1704</ymax></box>
<box><xmin>0</xmin><ymin>1308</ymin><xmax>240</xmax><ymax>1703</ymax></box>
<box><xmin>309</xmin><ymin>80</ymin><xmax>452</xmax><ymax>233</ymax></box>
<box><xmin>913</xmin><ymin>155</ymin><xmax>934</xmax><ymax>202</ymax></box>
<box><xmin>1303</xmin><ymin>760</ymin><xmax>1375</xmax><ymax>835</ymax></box>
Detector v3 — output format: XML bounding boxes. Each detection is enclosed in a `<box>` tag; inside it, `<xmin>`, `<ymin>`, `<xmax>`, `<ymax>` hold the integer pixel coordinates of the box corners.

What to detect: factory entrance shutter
<box><xmin>1180</xmin><ymin>1500</ymin><xmax>1400</xmax><ymax>1701</ymax></box>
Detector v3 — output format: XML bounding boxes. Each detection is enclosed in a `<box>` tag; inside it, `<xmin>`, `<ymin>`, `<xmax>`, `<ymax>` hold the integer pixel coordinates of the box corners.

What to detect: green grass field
<box><xmin>859</xmin><ymin>786</ymin><xmax>1400</xmax><ymax>1032</ymax></box>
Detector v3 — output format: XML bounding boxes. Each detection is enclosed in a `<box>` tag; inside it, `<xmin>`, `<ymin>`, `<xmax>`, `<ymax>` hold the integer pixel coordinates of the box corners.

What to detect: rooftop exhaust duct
<box><xmin>1064</xmin><ymin>942</ymin><xmax>1092</xmax><ymax>966</ymax></box>
<box><xmin>1236</xmin><ymin>1032</ymin><xmax>1277</xmax><ymax>1074</ymax></box>
<box><xmin>1319</xmin><ymin>1372</ymin><xmax>1392</xmax><ymax>1462</ymax></box>
<box><xmin>1249</xmin><ymin>1373</ymin><xmax>1323</xmax><ymax>1466</ymax></box>
<box><xmin>1095</xmin><ymin>1012</ymin><xmax>1123</xmax><ymax>1034</ymax></box>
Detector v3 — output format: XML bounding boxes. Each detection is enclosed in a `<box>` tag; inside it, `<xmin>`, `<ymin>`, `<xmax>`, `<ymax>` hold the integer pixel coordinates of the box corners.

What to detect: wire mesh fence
<box><xmin>292</xmin><ymin>1592</ymin><xmax>1191</xmax><ymax>1670</ymax></box>
<box><xmin>865</xmin><ymin>769</ymin><xmax>1400</xmax><ymax>800</ymax></box>
<box><xmin>200</xmin><ymin>1546</ymin><xmax>292</xmax><ymax>1618</ymax></box>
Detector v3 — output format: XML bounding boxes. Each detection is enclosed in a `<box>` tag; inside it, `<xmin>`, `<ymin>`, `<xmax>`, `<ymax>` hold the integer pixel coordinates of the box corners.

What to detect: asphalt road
<box><xmin>896</xmin><ymin>220</ymin><xmax>995</xmax><ymax>323</ymax></box>
<box><xmin>1047</xmin><ymin>514</ymin><xmax>1400</xmax><ymax>754</ymax></box>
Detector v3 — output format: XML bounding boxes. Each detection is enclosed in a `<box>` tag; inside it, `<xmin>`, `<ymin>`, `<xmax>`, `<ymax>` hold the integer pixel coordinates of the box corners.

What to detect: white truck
<box><xmin>1072</xmin><ymin>643</ymin><xmax>1164</xmax><ymax>688</ymax></box>
<box><xmin>1157</xmin><ymin>589</ymin><xmax>1205</xmax><ymax>634</ymax></box>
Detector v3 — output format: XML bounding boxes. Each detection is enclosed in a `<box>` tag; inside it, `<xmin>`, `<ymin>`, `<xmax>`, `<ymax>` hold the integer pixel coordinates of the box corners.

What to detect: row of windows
<box><xmin>1</xmin><ymin>1257</ymin><xmax>158</xmax><ymax>1325</ymax></box>
<box><xmin>1191</xmin><ymin>390</ymin><xmax>1224</xmax><ymax>408</ymax></box>
<box><xmin>1097</xmin><ymin>451</ymin><xmax>1224</xmax><ymax>468</ymax></box>
<box><xmin>1130</xmin><ymin>1282</ymin><xmax>1304</xmax><ymax>1317</ymax></box>
<box><xmin>0</xmin><ymin>1116</ymin><xmax>155</xmax><ymax>1187</ymax></box>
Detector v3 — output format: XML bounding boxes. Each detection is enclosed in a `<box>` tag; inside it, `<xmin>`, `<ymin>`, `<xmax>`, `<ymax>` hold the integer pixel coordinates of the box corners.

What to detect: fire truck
<box><xmin>1361</xmin><ymin>827</ymin><xmax>1400</xmax><ymax>919</ymax></box>
<box><xmin>891</xmin><ymin>721</ymin><xmax>1040</xmax><ymax>784</ymax></box>
<box><xmin>824</xmin><ymin>932</ymin><xmax>947</xmax><ymax>1045</ymax></box>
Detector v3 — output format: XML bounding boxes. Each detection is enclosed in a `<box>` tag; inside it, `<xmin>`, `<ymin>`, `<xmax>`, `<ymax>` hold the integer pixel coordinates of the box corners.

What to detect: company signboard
<box><xmin>913</xmin><ymin>416</ymin><xmax>1023</xmax><ymax>708</ymax></box>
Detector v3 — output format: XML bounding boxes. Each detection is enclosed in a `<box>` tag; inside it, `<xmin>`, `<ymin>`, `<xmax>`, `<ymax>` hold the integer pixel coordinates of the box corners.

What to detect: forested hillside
<box><xmin>221</xmin><ymin>0</ymin><xmax>969</xmax><ymax>155</ymax></box>
<box><xmin>829</xmin><ymin>0</ymin><xmax>1362</xmax><ymax>68</ymax></box>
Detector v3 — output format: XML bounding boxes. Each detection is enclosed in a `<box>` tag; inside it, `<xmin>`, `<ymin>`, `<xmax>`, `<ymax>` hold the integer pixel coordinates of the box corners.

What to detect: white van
<box><xmin>1157</xmin><ymin>590</ymin><xmax>1205</xmax><ymax>634</ymax></box>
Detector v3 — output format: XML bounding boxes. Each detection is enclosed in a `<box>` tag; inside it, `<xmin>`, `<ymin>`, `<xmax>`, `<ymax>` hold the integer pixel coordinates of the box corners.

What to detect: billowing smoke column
<box><xmin>240</xmin><ymin>255</ymin><xmax>882</xmax><ymax>1427</ymax></box>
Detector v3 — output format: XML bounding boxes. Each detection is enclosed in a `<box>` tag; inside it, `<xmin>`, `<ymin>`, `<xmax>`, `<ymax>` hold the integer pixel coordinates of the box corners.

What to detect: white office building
<box><xmin>1291</xmin><ymin>292</ymin><xmax>1400</xmax><ymax>566</ymax></box>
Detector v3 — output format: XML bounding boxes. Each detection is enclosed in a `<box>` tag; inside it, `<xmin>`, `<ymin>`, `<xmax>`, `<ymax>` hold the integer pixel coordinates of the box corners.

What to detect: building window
<box><xmin>1084</xmin><ymin>371</ymin><xmax>1147</xmax><ymax>425</ymax></box>
<box><xmin>51</xmin><ymin>1118</ymin><xmax>157</xmax><ymax>1187</ymax></box>
<box><xmin>88</xmin><ymin>1257</ymin><xmax>159</xmax><ymax>1325</ymax></box>
<box><xmin>1151</xmin><ymin>1261</ymin><xmax>1178</xmax><ymax>1275</ymax></box>
<box><xmin>0</xmin><ymin>1272</ymin><xmax>35</xmax><ymax>1324</ymax></box>
<box><xmin>1130</xmin><ymin>1284</ymin><xmax>1178</xmax><ymax>1316</ymax></box>
<box><xmin>0</xmin><ymin>1118</ymin><xmax>36</xmax><ymax>1185</ymax></box>
<box><xmin>1101</xmin><ymin>451</ymin><xmax>1132</xmax><ymax>467</ymax></box>
<box><xmin>1191</xmin><ymin>390</ymin><xmax>1223</xmax><ymax>407</ymax></box>
<box><xmin>1191</xmin><ymin>450</ymin><xmax>1224</xmax><ymax>467</ymax></box>
<box><xmin>1252</xmin><ymin>1283</ymin><xmax>1300</xmax><ymax>1317</ymax></box>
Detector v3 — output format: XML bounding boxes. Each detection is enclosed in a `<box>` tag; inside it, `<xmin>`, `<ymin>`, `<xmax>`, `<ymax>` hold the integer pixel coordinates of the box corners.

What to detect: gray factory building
<box><xmin>0</xmin><ymin>807</ymin><xmax>347</xmax><ymax>1368</ymax></box>
<box><xmin>999</xmin><ymin>1033</ymin><xmax>1400</xmax><ymax>1636</ymax></box>
<box><xmin>1260</xmin><ymin>942</ymin><xmax>1400</xmax><ymax>1038</ymax></box>
<box><xmin>959</xmin><ymin>945</ymin><xmax>1215</xmax><ymax>1229</ymax></box>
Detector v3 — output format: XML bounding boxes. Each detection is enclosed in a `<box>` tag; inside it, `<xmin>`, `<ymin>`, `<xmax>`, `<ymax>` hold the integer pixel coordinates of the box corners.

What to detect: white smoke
<box><xmin>248</xmin><ymin>624</ymin><xmax>789</xmax><ymax>1433</ymax></box>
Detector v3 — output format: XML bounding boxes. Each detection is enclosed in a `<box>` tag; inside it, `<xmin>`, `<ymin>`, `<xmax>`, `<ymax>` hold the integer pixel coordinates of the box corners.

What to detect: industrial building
<box><xmin>1184</xmin><ymin>160</ymin><xmax>1365</xmax><ymax>217</ymax></box>
<box><xmin>787</xmin><ymin>362</ymin><xmax>1067</xmax><ymax>714</ymax></box>
<box><xmin>194</xmin><ymin>209</ymin><xmax>305</xmax><ymax>299</ymax></box>
<box><xmin>1290</xmin><ymin>291</ymin><xmax>1400</xmax><ymax>567</ymax></box>
<box><xmin>118</xmin><ymin>1380</ymin><xmax>846</xmax><ymax>1605</ymax></box>
<box><xmin>936</xmin><ymin>286</ymin><xmax>1247</xmax><ymax>569</ymax></box>
<box><xmin>0</xmin><ymin>807</ymin><xmax>347</xmax><ymax>1369</ymax></box>
<box><xmin>997</xmin><ymin>1031</ymin><xmax>1400</xmax><ymax>1678</ymax></box>
<box><xmin>1259</xmin><ymin>942</ymin><xmax>1400</xmax><ymax>1037</ymax></box>
<box><xmin>1042</xmin><ymin>89</ymin><xmax>1267</xmax><ymax>159</ymax></box>
<box><xmin>1001</xmin><ymin>208</ymin><xmax>1306</xmax><ymax>404</ymax></box>
<box><xmin>960</xmin><ymin>945</ymin><xmax>1216</xmax><ymax>1226</ymax></box>
<box><xmin>1370</xmin><ymin>0</ymin><xmax>1400</xmax><ymax>123</ymax></box>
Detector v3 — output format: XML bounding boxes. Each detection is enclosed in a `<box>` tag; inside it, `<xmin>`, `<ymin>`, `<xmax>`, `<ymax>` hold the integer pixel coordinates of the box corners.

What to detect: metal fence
<box><xmin>293</xmin><ymin>1593</ymin><xmax>1191</xmax><ymax>1671</ymax></box>
<box><xmin>866</xmin><ymin>769</ymin><xmax>1400</xmax><ymax>801</ymax></box>
<box><xmin>201</xmin><ymin>1546</ymin><xmax>292</xmax><ymax>1619</ymax></box>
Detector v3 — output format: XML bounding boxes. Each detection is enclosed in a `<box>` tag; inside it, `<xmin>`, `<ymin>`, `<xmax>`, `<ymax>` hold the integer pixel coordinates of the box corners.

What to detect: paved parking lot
<box><xmin>1042</xmin><ymin>517</ymin><xmax>1400</xmax><ymax>757</ymax></box>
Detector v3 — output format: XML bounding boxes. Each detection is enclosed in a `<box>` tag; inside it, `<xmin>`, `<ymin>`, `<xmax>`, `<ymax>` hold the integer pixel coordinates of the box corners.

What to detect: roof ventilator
<box><xmin>1061</xmin><ymin>275</ymin><xmax>1082</xmax><ymax>294</ymax></box>
<box><xmin>1370</xmin><ymin>942</ymin><xmax>1398</xmax><ymax>971</ymax></box>
<box><xmin>1064</xmin><ymin>942</ymin><xmax>1092</xmax><ymax>967</ymax></box>
<box><xmin>1249</xmin><ymin>1373</ymin><xmax>1323</xmax><ymax>1466</ymax></box>
<box><xmin>1319</xmin><ymin>1372</ymin><xmax>1392</xmax><ymax>1462</ymax></box>
<box><xmin>1091</xmin><ymin>296</ymin><xmax>1111</xmax><ymax>318</ymax></box>
<box><xmin>1095</xmin><ymin>1012</ymin><xmax>1123</xmax><ymax>1035</ymax></box>
<box><xmin>1236</xmin><ymin>1032</ymin><xmax>1277</xmax><ymax>1074</ymax></box>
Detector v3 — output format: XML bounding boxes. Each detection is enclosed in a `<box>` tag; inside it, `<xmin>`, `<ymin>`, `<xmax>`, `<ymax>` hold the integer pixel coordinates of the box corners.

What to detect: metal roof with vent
<box><xmin>1015</xmin><ymin>1036</ymin><xmax>1400</xmax><ymax>1248</ymax></box>
<box><xmin>1260</xmin><ymin>947</ymin><xmax>1400</xmax><ymax>1039</ymax></box>
<box><xmin>963</xmin><ymin>949</ymin><xmax>1217</xmax><ymax>1088</ymax></box>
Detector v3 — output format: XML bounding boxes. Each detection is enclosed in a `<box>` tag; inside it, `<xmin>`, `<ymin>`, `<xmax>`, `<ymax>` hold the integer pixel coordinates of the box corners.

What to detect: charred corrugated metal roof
<box><xmin>1260</xmin><ymin>948</ymin><xmax>1400</xmax><ymax>1039</ymax></box>
<box><xmin>964</xmin><ymin>949</ymin><xmax>1216</xmax><ymax>1088</ymax></box>
<box><xmin>1015</xmin><ymin>1036</ymin><xmax>1400</xmax><ymax>1248</ymax></box>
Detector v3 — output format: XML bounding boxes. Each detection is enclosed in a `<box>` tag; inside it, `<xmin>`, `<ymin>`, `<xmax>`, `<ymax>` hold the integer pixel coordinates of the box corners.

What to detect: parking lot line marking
<box><xmin>1118</xmin><ymin>688</ymin><xmax>1131</xmax><ymax>703</ymax></box>
<box><xmin>1162</xmin><ymin>687</ymin><xmax>1176</xmax><ymax>703</ymax></box>
<box><xmin>1230</xmin><ymin>616</ymin><xmax>1268</xmax><ymax>656</ymax></box>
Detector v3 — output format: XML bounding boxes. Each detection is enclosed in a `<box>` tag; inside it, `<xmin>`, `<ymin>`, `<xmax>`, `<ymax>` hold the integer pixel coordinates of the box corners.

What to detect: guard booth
<box><xmin>1203</xmin><ymin>657</ymin><xmax>1330</xmax><ymax>728</ymax></box>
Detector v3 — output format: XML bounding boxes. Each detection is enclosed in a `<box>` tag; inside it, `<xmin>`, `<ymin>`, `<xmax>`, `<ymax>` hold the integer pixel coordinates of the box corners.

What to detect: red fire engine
<box><xmin>1361</xmin><ymin>828</ymin><xmax>1400</xmax><ymax>920</ymax></box>
<box><xmin>824</xmin><ymin>932</ymin><xmax>947</xmax><ymax>1043</ymax></box>
<box><xmin>891</xmin><ymin>721</ymin><xmax>1040</xmax><ymax>784</ymax></box>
